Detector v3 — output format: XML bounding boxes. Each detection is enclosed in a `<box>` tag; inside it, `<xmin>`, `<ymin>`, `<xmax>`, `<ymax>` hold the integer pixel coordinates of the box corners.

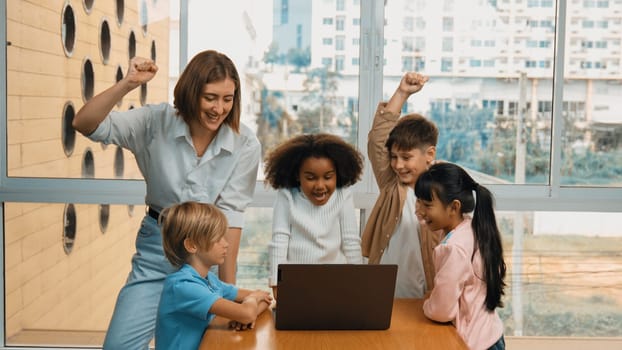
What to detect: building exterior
<box><xmin>271</xmin><ymin>0</ymin><xmax>622</xmax><ymax>160</ymax></box>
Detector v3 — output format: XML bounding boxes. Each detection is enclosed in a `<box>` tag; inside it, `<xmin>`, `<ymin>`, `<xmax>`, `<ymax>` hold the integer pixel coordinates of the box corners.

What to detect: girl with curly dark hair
<box><xmin>264</xmin><ymin>133</ymin><xmax>364</xmax><ymax>297</ymax></box>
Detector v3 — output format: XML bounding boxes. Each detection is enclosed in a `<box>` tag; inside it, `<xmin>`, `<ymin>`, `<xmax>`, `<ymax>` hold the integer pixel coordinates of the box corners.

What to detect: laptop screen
<box><xmin>274</xmin><ymin>264</ymin><xmax>398</xmax><ymax>330</ymax></box>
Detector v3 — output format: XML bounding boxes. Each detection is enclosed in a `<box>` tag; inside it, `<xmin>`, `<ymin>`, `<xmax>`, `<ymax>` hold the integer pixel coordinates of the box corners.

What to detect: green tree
<box><xmin>430</xmin><ymin>105</ymin><xmax>555</xmax><ymax>183</ymax></box>
<box><xmin>286</xmin><ymin>47</ymin><xmax>311</xmax><ymax>72</ymax></box>
<box><xmin>263</xmin><ymin>41</ymin><xmax>283</xmax><ymax>66</ymax></box>
<box><xmin>299</xmin><ymin>67</ymin><xmax>342</xmax><ymax>133</ymax></box>
<box><xmin>430</xmin><ymin>106</ymin><xmax>494</xmax><ymax>169</ymax></box>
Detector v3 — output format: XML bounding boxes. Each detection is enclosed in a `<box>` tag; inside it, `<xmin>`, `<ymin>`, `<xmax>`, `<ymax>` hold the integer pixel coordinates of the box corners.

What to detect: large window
<box><xmin>382</xmin><ymin>0</ymin><xmax>622</xmax><ymax>341</ymax></box>
<box><xmin>2</xmin><ymin>0</ymin><xmax>621</xmax><ymax>348</ymax></box>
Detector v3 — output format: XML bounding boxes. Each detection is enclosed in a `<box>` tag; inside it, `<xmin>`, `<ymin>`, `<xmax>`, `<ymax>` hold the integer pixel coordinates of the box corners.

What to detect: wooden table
<box><xmin>200</xmin><ymin>298</ymin><xmax>468</xmax><ymax>349</ymax></box>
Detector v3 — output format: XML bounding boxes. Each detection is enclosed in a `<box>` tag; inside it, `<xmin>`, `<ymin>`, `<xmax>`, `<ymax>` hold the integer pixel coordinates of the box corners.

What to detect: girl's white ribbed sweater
<box><xmin>268</xmin><ymin>186</ymin><xmax>363</xmax><ymax>285</ymax></box>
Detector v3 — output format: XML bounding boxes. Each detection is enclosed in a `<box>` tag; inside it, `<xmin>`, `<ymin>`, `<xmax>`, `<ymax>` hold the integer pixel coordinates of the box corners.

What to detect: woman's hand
<box><xmin>125</xmin><ymin>57</ymin><xmax>158</xmax><ymax>90</ymax></box>
<box><xmin>73</xmin><ymin>57</ymin><xmax>158</xmax><ymax>135</ymax></box>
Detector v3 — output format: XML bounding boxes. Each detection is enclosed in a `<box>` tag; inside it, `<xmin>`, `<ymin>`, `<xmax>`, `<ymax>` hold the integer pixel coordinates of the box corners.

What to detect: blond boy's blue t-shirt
<box><xmin>155</xmin><ymin>264</ymin><xmax>238</xmax><ymax>350</ymax></box>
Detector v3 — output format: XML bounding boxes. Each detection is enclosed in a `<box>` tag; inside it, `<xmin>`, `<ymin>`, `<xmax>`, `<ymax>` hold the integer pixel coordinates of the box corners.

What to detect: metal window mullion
<box><xmin>355</xmin><ymin>0</ymin><xmax>385</xmax><ymax>228</ymax></box>
<box><xmin>356</xmin><ymin>0</ymin><xmax>384</xmax><ymax>196</ymax></box>
<box><xmin>549</xmin><ymin>0</ymin><xmax>568</xmax><ymax>196</ymax></box>
<box><xmin>179</xmin><ymin>0</ymin><xmax>189</xmax><ymax>70</ymax></box>
<box><xmin>0</xmin><ymin>177</ymin><xmax>146</xmax><ymax>205</ymax></box>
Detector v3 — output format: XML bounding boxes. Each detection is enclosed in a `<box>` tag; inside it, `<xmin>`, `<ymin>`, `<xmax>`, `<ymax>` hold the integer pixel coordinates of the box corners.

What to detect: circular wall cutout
<box><xmin>114</xmin><ymin>146</ymin><xmax>124</xmax><ymax>178</ymax></box>
<box><xmin>99</xmin><ymin>19</ymin><xmax>111</xmax><ymax>64</ymax></box>
<box><xmin>61</xmin><ymin>2</ymin><xmax>76</xmax><ymax>57</ymax></box>
<box><xmin>116</xmin><ymin>0</ymin><xmax>125</xmax><ymax>26</ymax></box>
<box><xmin>82</xmin><ymin>148</ymin><xmax>95</xmax><ymax>178</ymax></box>
<box><xmin>116</xmin><ymin>65</ymin><xmax>124</xmax><ymax>82</ymax></box>
<box><xmin>128</xmin><ymin>30</ymin><xmax>137</xmax><ymax>59</ymax></box>
<box><xmin>83</xmin><ymin>0</ymin><xmax>95</xmax><ymax>14</ymax></box>
<box><xmin>140</xmin><ymin>83</ymin><xmax>147</xmax><ymax>106</ymax></box>
<box><xmin>63</xmin><ymin>203</ymin><xmax>77</xmax><ymax>255</ymax></box>
<box><xmin>81</xmin><ymin>58</ymin><xmax>95</xmax><ymax>102</ymax></box>
<box><xmin>116</xmin><ymin>65</ymin><xmax>124</xmax><ymax>107</ymax></box>
<box><xmin>99</xmin><ymin>204</ymin><xmax>110</xmax><ymax>233</ymax></box>
<box><xmin>62</xmin><ymin>101</ymin><xmax>76</xmax><ymax>157</ymax></box>
<box><xmin>150</xmin><ymin>40</ymin><xmax>157</xmax><ymax>63</ymax></box>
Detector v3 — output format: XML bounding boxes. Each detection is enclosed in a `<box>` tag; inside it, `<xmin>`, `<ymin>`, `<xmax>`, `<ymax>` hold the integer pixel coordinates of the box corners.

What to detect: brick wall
<box><xmin>5</xmin><ymin>0</ymin><xmax>170</xmax><ymax>338</ymax></box>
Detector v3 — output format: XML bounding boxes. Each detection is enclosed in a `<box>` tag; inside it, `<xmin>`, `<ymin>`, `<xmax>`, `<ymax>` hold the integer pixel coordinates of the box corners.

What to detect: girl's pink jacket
<box><xmin>423</xmin><ymin>217</ymin><xmax>504</xmax><ymax>350</ymax></box>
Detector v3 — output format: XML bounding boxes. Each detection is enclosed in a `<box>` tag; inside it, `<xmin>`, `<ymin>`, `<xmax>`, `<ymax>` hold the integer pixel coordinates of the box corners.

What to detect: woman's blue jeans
<box><xmin>103</xmin><ymin>215</ymin><xmax>175</xmax><ymax>350</ymax></box>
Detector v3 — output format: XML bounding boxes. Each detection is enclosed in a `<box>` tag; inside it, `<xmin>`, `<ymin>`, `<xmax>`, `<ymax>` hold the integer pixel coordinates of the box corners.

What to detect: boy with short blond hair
<box><xmin>155</xmin><ymin>202</ymin><xmax>272</xmax><ymax>350</ymax></box>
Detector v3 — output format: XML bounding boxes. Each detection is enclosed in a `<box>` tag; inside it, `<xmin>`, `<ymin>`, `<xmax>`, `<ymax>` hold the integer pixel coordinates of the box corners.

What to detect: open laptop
<box><xmin>273</xmin><ymin>264</ymin><xmax>398</xmax><ymax>330</ymax></box>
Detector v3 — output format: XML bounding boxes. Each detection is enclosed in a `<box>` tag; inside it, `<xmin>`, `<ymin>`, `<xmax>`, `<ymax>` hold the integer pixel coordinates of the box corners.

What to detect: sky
<box><xmin>186</xmin><ymin>0</ymin><xmax>274</xmax><ymax>70</ymax></box>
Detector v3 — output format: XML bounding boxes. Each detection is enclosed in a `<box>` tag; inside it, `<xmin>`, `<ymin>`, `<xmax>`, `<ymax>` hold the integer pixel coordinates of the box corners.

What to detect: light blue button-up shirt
<box><xmin>88</xmin><ymin>103</ymin><xmax>261</xmax><ymax>228</ymax></box>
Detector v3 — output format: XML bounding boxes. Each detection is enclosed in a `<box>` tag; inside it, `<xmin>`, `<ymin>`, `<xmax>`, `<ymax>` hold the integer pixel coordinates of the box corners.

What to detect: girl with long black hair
<box><xmin>415</xmin><ymin>162</ymin><xmax>506</xmax><ymax>350</ymax></box>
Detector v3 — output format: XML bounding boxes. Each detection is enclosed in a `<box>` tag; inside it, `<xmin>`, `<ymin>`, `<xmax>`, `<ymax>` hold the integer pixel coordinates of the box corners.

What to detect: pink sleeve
<box><xmin>423</xmin><ymin>244</ymin><xmax>470</xmax><ymax>322</ymax></box>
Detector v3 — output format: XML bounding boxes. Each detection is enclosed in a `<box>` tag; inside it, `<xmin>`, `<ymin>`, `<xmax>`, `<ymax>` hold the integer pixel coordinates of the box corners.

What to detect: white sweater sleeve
<box><xmin>340</xmin><ymin>187</ymin><xmax>363</xmax><ymax>264</ymax></box>
<box><xmin>269</xmin><ymin>189</ymin><xmax>291</xmax><ymax>286</ymax></box>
